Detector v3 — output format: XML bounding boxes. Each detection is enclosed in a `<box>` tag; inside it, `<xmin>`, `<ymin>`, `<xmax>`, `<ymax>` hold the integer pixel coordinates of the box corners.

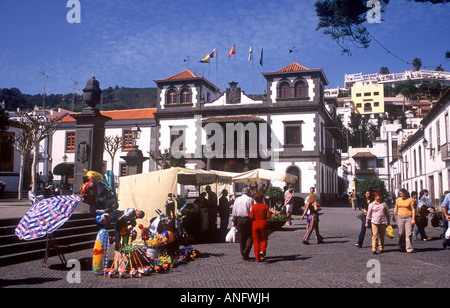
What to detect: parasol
<box><xmin>15</xmin><ymin>195</ymin><xmax>81</xmax><ymax>241</ymax></box>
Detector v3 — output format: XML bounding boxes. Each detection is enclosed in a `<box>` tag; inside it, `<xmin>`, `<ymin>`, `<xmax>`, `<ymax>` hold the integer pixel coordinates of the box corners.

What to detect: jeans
<box><xmin>357</xmin><ymin>215</ymin><xmax>369</xmax><ymax>247</ymax></box>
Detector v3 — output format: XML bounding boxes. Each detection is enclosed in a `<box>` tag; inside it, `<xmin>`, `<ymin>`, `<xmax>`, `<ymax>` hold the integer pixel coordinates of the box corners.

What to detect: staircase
<box><xmin>0</xmin><ymin>213</ymin><xmax>114</xmax><ymax>267</ymax></box>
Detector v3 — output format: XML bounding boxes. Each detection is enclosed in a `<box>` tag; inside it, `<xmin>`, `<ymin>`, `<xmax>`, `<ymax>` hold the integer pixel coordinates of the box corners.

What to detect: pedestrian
<box><xmin>301</xmin><ymin>187</ymin><xmax>324</xmax><ymax>245</ymax></box>
<box><xmin>414</xmin><ymin>190</ymin><xmax>432</xmax><ymax>241</ymax></box>
<box><xmin>218</xmin><ymin>189</ymin><xmax>233</xmax><ymax>240</ymax></box>
<box><xmin>205</xmin><ymin>185</ymin><xmax>218</xmax><ymax>234</ymax></box>
<box><xmin>47</xmin><ymin>171</ymin><xmax>54</xmax><ymax>186</ymax></box>
<box><xmin>393</xmin><ymin>188</ymin><xmax>416</xmax><ymax>253</ymax></box>
<box><xmin>441</xmin><ymin>192</ymin><xmax>450</xmax><ymax>249</ymax></box>
<box><xmin>365</xmin><ymin>191</ymin><xmax>390</xmax><ymax>254</ymax></box>
<box><xmin>349</xmin><ymin>189</ymin><xmax>358</xmax><ymax>211</ymax></box>
<box><xmin>231</xmin><ymin>187</ymin><xmax>254</xmax><ymax>260</ymax></box>
<box><xmin>0</xmin><ymin>180</ymin><xmax>5</xmax><ymax>198</ymax></box>
<box><xmin>249</xmin><ymin>193</ymin><xmax>271</xmax><ymax>262</ymax></box>
<box><xmin>284</xmin><ymin>185</ymin><xmax>294</xmax><ymax>225</ymax></box>
<box><xmin>356</xmin><ymin>190</ymin><xmax>373</xmax><ymax>248</ymax></box>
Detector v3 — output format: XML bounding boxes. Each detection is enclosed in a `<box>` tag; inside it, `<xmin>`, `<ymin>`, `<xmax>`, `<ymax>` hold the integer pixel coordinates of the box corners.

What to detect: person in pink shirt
<box><xmin>366</xmin><ymin>191</ymin><xmax>390</xmax><ymax>254</ymax></box>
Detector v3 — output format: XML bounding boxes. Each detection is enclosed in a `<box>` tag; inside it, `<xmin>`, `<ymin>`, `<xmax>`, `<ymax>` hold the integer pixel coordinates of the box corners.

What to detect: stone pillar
<box><xmin>121</xmin><ymin>146</ymin><xmax>148</xmax><ymax>176</ymax></box>
<box><xmin>71</xmin><ymin>77</ymin><xmax>111</xmax><ymax>213</ymax></box>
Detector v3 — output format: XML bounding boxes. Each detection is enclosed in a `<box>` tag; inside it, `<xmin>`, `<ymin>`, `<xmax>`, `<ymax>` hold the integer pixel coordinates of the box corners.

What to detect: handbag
<box><xmin>226</xmin><ymin>226</ymin><xmax>238</xmax><ymax>243</ymax></box>
<box><xmin>386</xmin><ymin>224</ymin><xmax>395</xmax><ymax>239</ymax></box>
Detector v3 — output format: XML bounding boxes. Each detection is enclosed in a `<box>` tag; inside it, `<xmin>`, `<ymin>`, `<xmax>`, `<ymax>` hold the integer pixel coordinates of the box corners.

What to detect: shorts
<box><xmin>286</xmin><ymin>203</ymin><xmax>293</xmax><ymax>213</ymax></box>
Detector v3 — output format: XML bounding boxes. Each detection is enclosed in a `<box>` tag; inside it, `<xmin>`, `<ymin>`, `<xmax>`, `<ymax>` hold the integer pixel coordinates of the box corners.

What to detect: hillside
<box><xmin>0</xmin><ymin>87</ymin><xmax>158</xmax><ymax>112</ymax></box>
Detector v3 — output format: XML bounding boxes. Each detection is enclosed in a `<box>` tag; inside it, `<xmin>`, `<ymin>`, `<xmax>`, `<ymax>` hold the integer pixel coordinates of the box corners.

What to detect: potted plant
<box><xmin>53</xmin><ymin>163</ymin><xmax>73</xmax><ymax>194</ymax></box>
<box><xmin>266</xmin><ymin>186</ymin><xmax>284</xmax><ymax>209</ymax></box>
<box><xmin>268</xmin><ymin>213</ymin><xmax>289</xmax><ymax>230</ymax></box>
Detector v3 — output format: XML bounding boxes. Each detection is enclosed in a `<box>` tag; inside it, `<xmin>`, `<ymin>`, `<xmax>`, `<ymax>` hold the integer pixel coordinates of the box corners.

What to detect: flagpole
<box><xmin>234</xmin><ymin>48</ymin><xmax>237</xmax><ymax>82</ymax></box>
<box><xmin>216</xmin><ymin>46</ymin><xmax>218</xmax><ymax>90</ymax></box>
<box><xmin>252</xmin><ymin>45</ymin><xmax>254</xmax><ymax>98</ymax></box>
<box><xmin>260</xmin><ymin>48</ymin><xmax>264</xmax><ymax>95</ymax></box>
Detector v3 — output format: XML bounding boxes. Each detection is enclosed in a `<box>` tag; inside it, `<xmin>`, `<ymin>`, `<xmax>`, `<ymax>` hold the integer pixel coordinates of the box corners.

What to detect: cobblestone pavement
<box><xmin>0</xmin><ymin>207</ymin><xmax>448</xmax><ymax>289</ymax></box>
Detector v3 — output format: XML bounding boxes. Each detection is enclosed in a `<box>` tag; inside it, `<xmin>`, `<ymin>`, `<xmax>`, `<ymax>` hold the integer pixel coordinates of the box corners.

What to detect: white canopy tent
<box><xmin>117</xmin><ymin>167</ymin><xmax>232</xmax><ymax>228</ymax></box>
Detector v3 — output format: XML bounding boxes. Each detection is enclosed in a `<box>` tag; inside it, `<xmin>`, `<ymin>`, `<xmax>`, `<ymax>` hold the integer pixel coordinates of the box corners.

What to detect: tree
<box><xmin>104</xmin><ymin>135</ymin><xmax>123</xmax><ymax>175</ymax></box>
<box><xmin>357</xmin><ymin>177</ymin><xmax>388</xmax><ymax>199</ymax></box>
<box><xmin>347</xmin><ymin>113</ymin><xmax>372</xmax><ymax>147</ymax></box>
<box><xmin>412</xmin><ymin>58</ymin><xmax>422</xmax><ymax>71</ymax></box>
<box><xmin>149</xmin><ymin>148</ymin><xmax>186</xmax><ymax>170</ymax></box>
<box><xmin>53</xmin><ymin>163</ymin><xmax>73</xmax><ymax>189</ymax></box>
<box><xmin>315</xmin><ymin>0</ymin><xmax>389</xmax><ymax>54</ymax></box>
<box><xmin>13</xmin><ymin>109</ymin><xmax>61</xmax><ymax>199</ymax></box>
<box><xmin>315</xmin><ymin>0</ymin><xmax>447</xmax><ymax>56</ymax></box>
<box><xmin>380</xmin><ymin>66</ymin><xmax>390</xmax><ymax>75</ymax></box>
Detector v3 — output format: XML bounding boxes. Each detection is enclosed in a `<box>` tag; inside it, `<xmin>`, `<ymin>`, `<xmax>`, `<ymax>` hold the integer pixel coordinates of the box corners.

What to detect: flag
<box><xmin>200</xmin><ymin>53</ymin><xmax>210</xmax><ymax>63</ymax></box>
<box><xmin>210</xmin><ymin>47</ymin><xmax>218</xmax><ymax>58</ymax></box>
<box><xmin>260</xmin><ymin>48</ymin><xmax>264</xmax><ymax>67</ymax></box>
<box><xmin>228</xmin><ymin>44</ymin><xmax>236</xmax><ymax>58</ymax></box>
<box><xmin>248</xmin><ymin>44</ymin><xmax>253</xmax><ymax>62</ymax></box>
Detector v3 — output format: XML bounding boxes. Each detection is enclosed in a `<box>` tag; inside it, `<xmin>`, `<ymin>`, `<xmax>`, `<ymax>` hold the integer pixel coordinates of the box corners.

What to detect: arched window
<box><xmin>279</xmin><ymin>82</ymin><xmax>290</xmax><ymax>99</ymax></box>
<box><xmin>286</xmin><ymin>166</ymin><xmax>301</xmax><ymax>193</ymax></box>
<box><xmin>181</xmin><ymin>88</ymin><xmax>191</xmax><ymax>104</ymax></box>
<box><xmin>294</xmin><ymin>80</ymin><xmax>308</xmax><ymax>98</ymax></box>
<box><xmin>167</xmin><ymin>89</ymin><xmax>177</xmax><ymax>105</ymax></box>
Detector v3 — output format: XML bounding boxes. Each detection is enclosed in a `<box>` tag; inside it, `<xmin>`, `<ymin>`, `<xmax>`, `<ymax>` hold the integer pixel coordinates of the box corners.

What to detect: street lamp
<box><xmin>422</xmin><ymin>138</ymin><xmax>435</xmax><ymax>155</ymax></box>
<box><xmin>131</xmin><ymin>125</ymin><xmax>142</xmax><ymax>147</ymax></box>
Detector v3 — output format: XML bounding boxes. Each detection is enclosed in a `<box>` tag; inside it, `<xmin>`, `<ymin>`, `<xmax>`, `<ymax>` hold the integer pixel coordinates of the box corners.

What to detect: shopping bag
<box><xmin>445</xmin><ymin>226</ymin><xmax>450</xmax><ymax>240</ymax></box>
<box><xmin>386</xmin><ymin>224</ymin><xmax>395</xmax><ymax>239</ymax></box>
<box><xmin>226</xmin><ymin>227</ymin><xmax>238</xmax><ymax>243</ymax></box>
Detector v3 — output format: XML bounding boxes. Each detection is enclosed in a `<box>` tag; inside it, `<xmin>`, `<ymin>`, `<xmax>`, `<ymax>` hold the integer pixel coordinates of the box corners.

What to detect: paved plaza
<box><xmin>0</xmin><ymin>204</ymin><xmax>449</xmax><ymax>290</ymax></box>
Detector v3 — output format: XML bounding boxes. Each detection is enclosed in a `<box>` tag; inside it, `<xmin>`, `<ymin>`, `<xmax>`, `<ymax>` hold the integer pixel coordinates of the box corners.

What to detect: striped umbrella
<box><xmin>15</xmin><ymin>195</ymin><xmax>81</xmax><ymax>241</ymax></box>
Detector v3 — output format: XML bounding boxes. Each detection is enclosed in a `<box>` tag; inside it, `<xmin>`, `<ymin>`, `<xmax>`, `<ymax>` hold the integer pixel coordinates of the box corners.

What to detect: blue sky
<box><xmin>0</xmin><ymin>0</ymin><xmax>449</xmax><ymax>95</ymax></box>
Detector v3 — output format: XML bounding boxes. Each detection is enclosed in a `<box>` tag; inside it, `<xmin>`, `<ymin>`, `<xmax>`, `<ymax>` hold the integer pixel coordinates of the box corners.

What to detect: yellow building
<box><xmin>351</xmin><ymin>83</ymin><xmax>384</xmax><ymax>115</ymax></box>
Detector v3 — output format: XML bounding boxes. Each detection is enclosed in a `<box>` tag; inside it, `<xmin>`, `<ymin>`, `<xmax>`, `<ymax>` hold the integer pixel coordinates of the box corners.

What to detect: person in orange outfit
<box><xmin>249</xmin><ymin>193</ymin><xmax>271</xmax><ymax>262</ymax></box>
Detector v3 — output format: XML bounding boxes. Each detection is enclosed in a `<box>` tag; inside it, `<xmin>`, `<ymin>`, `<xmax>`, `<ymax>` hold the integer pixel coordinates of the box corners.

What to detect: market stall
<box><xmin>117</xmin><ymin>167</ymin><xmax>232</xmax><ymax>231</ymax></box>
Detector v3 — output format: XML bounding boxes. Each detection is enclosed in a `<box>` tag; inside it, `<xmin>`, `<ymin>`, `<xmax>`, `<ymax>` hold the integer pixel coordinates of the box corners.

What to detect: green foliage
<box><xmin>357</xmin><ymin>177</ymin><xmax>388</xmax><ymax>199</ymax></box>
<box><xmin>266</xmin><ymin>186</ymin><xmax>284</xmax><ymax>201</ymax></box>
<box><xmin>53</xmin><ymin>163</ymin><xmax>73</xmax><ymax>176</ymax></box>
<box><xmin>0</xmin><ymin>87</ymin><xmax>157</xmax><ymax>112</ymax></box>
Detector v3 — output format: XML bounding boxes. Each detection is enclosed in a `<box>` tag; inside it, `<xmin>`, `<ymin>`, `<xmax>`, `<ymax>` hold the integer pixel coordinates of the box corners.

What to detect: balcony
<box><xmin>325</xmin><ymin>148</ymin><xmax>341</xmax><ymax>167</ymax></box>
<box><xmin>441</xmin><ymin>143</ymin><xmax>450</xmax><ymax>161</ymax></box>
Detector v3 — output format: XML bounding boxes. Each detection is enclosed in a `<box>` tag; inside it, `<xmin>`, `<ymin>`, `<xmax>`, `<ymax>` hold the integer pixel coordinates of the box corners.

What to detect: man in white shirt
<box><xmin>232</xmin><ymin>187</ymin><xmax>254</xmax><ymax>260</ymax></box>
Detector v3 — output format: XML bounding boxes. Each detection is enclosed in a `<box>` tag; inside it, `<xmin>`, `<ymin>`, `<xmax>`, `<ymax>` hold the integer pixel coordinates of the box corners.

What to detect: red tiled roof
<box><xmin>154</xmin><ymin>69</ymin><xmax>200</xmax><ymax>82</ymax></box>
<box><xmin>62</xmin><ymin>108</ymin><xmax>156</xmax><ymax>122</ymax></box>
<box><xmin>276</xmin><ymin>62</ymin><xmax>311</xmax><ymax>73</ymax></box>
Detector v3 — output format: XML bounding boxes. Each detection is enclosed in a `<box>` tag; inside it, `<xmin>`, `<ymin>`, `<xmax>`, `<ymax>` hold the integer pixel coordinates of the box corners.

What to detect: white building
<box><xmin>154</xmin><ymin>63</ymin><xmax>343</xmax><ymax>203</ymax></box>
<box><xmin>398</xmin><ymin>89</ymin><xmax>450</xmax><ymax>205</ymax></box>
<box><xmin>50</xmin><ymin>108</ymin><xmax>157</xmax><ymax>186</ymax></box>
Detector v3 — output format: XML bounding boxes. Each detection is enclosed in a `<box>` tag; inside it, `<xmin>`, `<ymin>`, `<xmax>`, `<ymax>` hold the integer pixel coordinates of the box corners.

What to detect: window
<box><xmin>436</xmin><ymin>121</ymin><xmax>441</xmax><ymax>152</ymax></box>
<box><xmin>374</xmin><ymin>102</ymin><xmax>379</xmax><ymax>107</ymax></box>
<box><xmin>181</xmin><ymin>88</ymin><xmax>191</xmax><ymax>104</ymax></box>
<box><xmin>279</xmin><ymin>82</ymin><xmax>290</xmax><ymax>99</ymax></box>
<box><xmin>377</xmin><ymin>158</ymin><xmax>384</xmax><ymax>168</ymax></box>
<box><xmin>374</xmin><ymin>92</ymin><xmax>379</xmax><ymax>96</ymax></box>
<box><xmin>170</xmin><ymin>127</ymin><xmax>185</xmax><ymax>152</ymax></box>
<box><xmin>167</xmin><ymin>89</ymin><xmax>177</xmax><ymax>105</ymax></box>
<box><xmin>294</xmin><ymin>80</ymin><xmax>308</xmax><ymax>98</ymax></box>
<box><xmin>284</xmin><ymin>121</ymin><xmax>304</xmax><ymax>146</ymax></box>
<box><xmin>66</xmin><ymin>132</ymin><xmax>76</xmax><ymax>152</ymax></box>
<box><xmin>123</xmin><ymin>130</ymin><xmax>133</xmax><ymax>151</ymax></box>
<box><xmin>356</xmin><ymin>103</ymin><xmax>362</xmax><ymax>108</ymax></box>
<box><xmin>364</xmin><ymin>92</ymin><xmax>371</xmax><ymax>97</ymax></box>
<box><xmin>356</xmin><ymin>93</ymin><xmax>362</xmax><ymax>97</ymax></box>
